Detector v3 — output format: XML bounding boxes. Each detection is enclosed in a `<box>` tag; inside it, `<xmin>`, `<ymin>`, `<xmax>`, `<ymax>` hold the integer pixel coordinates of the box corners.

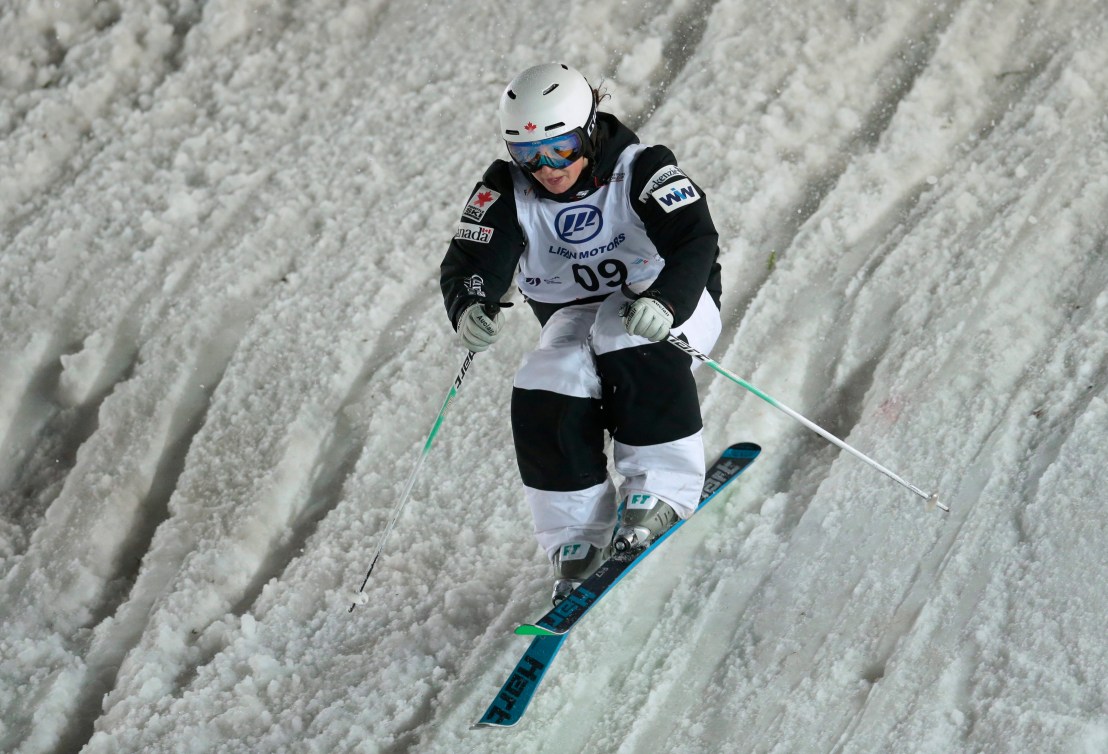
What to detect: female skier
<box><xmin>441</xmin><ymin>63</ymin><xmax>723</xmax><ymax>604</ymax></box>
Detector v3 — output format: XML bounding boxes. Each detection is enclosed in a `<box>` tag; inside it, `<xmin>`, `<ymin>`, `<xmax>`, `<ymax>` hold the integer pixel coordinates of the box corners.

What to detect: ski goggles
<box><xmin>505</xmin><ymin>131</ymin><xmax>586</xmax><ymax>172</ymax></box>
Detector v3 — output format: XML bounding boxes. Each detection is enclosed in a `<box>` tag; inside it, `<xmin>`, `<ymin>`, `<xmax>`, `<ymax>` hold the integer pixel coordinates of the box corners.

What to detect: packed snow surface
<box><xmin>2</xmin><ymin>1</ymin><xmax>1106</xmax><ymax>752</ymax></box>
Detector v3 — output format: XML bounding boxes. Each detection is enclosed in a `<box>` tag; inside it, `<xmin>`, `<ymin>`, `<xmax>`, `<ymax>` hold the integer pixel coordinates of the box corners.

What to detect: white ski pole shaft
<box><xmin>349</xmin><ymin>350</ymin><xmax>478</xmax><ymax>612</ymax></box>
<box><xmin>666</xmin><ymin>336</ymin><xmax>946</xmax><ymax>512</ymax></box>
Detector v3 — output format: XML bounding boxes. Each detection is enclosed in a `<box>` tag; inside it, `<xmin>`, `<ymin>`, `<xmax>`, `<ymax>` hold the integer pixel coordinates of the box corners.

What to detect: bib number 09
<box><xmin>572</xmin><ymin>259</ymin><xmax>628</xmax><ymax>292</ymax></box>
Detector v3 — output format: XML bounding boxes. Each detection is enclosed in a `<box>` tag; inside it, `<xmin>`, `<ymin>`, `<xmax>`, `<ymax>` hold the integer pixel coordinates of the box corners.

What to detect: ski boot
<box><xmin>613</xmin><ymin>495</ymin><xmax>679</xmax><ymax>553</ymax></box>
<box><xmin>551</xmin><ymin>542</ymin><xmax>609</xmax><ymax>606</ymax></box>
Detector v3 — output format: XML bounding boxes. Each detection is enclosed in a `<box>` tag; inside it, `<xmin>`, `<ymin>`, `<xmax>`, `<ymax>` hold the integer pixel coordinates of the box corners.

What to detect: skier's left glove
<box><xmin>458</xmin><ymin>302</ymin><xmax>504</xmax><ymax>352</ymax></box>
<box><xmin>622</xmin><ymin>294</ymin><xmax>674</xmax><ymax>341</ymax></box>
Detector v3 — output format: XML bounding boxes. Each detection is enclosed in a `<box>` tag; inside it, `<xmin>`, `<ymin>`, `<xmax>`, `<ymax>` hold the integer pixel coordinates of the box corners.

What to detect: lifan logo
<box><xmin>555</xmin><ymin>205</ymin><xmax>602</xmax><ymax>243</ymax></box>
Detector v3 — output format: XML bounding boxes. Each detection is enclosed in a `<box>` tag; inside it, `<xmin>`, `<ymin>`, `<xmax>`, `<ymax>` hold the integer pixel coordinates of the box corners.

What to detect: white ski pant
<box><xmin>511</xmin><ymin>288</ymin><xmax>721</xmax><ymax>559</ymax></box>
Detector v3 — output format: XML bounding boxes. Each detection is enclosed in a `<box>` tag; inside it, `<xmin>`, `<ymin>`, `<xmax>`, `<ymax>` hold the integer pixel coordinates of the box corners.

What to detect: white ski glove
<box><xmin>622</xmin><ymin>296</ymin><xmax>674</xmax><ymax>341</ymax></box>
<box><xmin>458</xmin><ymin>303</ymin><xmax>504</xmax><ymax>352</ymax></box>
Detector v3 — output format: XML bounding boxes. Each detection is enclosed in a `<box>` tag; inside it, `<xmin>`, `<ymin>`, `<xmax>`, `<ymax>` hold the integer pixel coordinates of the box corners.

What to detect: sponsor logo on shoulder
<box><xmin>637</xmin><ymin>165</ymin><xmax>686</xmax><ymax>202</ymax></box>
<box><xmin>455</xmin><ymin>222</ymin><xmax>494</xmax><ymax>244</ymax></box>
<box><xmin>651</xmin><ymin>177</ymin><xmax>700</xmax><ymax>213</ymax></box>
<box><xmin>463</xmin><ymin>186</ymin><xmax>500</xmax><ymax>221</ymax></box>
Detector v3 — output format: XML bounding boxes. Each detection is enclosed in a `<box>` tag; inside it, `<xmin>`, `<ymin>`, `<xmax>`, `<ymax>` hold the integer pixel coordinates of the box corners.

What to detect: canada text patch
<box><xmin>455</xmin><ymin>223</ymin><xmax>494</xmax><ymax>244</ymax></box>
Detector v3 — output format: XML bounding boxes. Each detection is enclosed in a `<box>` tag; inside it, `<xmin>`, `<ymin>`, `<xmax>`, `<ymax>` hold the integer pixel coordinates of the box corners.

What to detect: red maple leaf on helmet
<box><xmin>475</xmin><ymin>191</ymin><xmax>493</xmax><ymax>207</ymax></box>
<box><xmin>525</xmin><ymin>122</ymin><xmax>537</xmax><ymax>132</ymax></box>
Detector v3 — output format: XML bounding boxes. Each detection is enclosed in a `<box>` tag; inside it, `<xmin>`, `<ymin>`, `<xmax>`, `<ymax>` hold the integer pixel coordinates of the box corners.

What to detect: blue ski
<box><xmin>516</xmin><ymin>442</ymin><xmax>760</xmax><ymax>637</ymax></box>
<box><xmin>473</xmin><ymin>442</ymin><xmax>759</xmax><ymax>728</ymax></box>
<box><xmin>472</xmin><ymin>634</ymin><xmax>565</xmax><ymax>728</ymax></box>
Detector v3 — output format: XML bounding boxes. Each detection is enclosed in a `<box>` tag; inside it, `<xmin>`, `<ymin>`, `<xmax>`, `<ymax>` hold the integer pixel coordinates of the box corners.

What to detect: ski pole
<box><xmin>665</xmin><ymin>335</ymin><xmax>946</xmax><ymax>511</ymax></box>
<box><xmin>349</xmin><ymin>349</ymin><xmax>478</xmax><ymax>612</ymax></box>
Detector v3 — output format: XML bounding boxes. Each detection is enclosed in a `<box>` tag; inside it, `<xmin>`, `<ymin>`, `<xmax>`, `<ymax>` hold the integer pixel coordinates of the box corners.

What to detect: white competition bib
<box><xmin>511</xmin><ymin>144</ymin><xmax>663</xmax><ymax>304</ymax></box>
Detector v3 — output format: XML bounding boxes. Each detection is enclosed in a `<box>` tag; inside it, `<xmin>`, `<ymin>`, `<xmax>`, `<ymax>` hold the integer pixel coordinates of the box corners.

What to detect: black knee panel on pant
<box><xmin>512</xmin><ymin>388</ymin><xmax>608</xmax><ymax>491</ymax></box>
<box><xmin>596</xmin><ymin>342</ymin><xmax>703</xmax><ymax>445</ymax></box>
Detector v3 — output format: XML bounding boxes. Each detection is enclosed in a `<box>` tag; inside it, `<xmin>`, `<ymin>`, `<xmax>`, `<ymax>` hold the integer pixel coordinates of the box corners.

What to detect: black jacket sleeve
<box><xmin>440</xmin><ymin>160</ymin><xmax>525</xmax><ymax>329</ymax></box>
<box><xmin>629</xmin><ymin>145</ymin><xmax>722</xmax><ymax>326</ymax></box>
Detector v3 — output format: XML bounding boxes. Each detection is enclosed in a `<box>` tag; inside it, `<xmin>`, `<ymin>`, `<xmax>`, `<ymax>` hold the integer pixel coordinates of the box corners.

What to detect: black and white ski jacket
<box><xmin>441</xmin><ymin>113</ymin><xmax>722</xmax><ymax>329</ymax></box>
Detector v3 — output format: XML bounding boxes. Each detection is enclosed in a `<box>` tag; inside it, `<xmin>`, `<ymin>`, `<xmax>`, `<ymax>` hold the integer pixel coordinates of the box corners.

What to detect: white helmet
<box><xmin>498</xmin><ymin>63</ymin><xmax>597</xmax><ymax>144</ymax></box>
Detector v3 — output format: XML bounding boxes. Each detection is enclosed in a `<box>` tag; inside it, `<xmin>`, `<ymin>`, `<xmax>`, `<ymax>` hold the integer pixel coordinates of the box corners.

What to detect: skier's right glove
<box><xmin>457</xmin><ymin>303</ymin><xmax>504</xmax><ymax>352</ymax></box>
<box><xmin>622</xmin><ymin>294</ymin><xmax>674</xmax><ymax>341</ymax></box>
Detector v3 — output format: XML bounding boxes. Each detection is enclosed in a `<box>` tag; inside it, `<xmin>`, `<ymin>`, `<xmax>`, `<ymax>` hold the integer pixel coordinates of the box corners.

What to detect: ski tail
<box><xmin>703</xmin><ymin>442</ymin><xmax>761</xmax><ymax>501</ymax></box>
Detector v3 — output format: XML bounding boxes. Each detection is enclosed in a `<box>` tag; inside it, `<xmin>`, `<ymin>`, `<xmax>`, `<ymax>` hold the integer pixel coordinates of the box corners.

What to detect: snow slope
<box><xmin>1</xmin><ymin>1</ymin><xmax>1106</xmax><ymax>752</ymax></box>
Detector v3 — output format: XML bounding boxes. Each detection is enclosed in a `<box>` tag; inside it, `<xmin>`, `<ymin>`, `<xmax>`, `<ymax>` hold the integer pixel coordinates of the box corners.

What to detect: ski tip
<box><xmin>473</xmin><ymin>708</ymin><xmax>529</xmax><ymax>729</ymax></box>
<box><xmin>515</xmin><ymin>624</ymin><xmax>557</xmax><ymax>637</ymax></box>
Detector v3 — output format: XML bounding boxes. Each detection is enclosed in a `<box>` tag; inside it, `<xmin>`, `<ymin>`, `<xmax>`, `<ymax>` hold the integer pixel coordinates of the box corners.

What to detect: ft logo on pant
<box><xmin>560</xmin><ymin>543</ymin><xmax>586</xmax><ymax>560</ymax></box>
